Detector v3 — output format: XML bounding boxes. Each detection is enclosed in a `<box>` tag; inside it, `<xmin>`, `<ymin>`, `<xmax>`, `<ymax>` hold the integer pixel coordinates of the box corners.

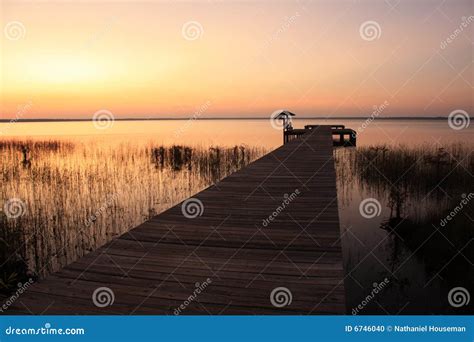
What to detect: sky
<box><xmin>1</xmin><ymin>0</ymin><xmax>473</xmax><ymax>119</ymax></box>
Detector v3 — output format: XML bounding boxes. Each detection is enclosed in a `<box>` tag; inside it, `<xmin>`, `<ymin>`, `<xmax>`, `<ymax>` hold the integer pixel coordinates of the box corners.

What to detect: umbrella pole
<box><xmin>282</xmin><ymin>118</ymin><xmax>286</xmax><ymax>144</ymax></box>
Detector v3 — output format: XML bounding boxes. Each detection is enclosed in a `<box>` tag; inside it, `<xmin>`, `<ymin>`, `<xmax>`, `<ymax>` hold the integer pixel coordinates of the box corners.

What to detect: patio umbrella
<box><xmin>273</xmin><ymin>110</ymin><xmax>296</xmax><ymax>131</ymax></box>
<box><xmin>273</xmin><ymin>110</ymin><xmax>296</xmax><ymax>120</ymax></box>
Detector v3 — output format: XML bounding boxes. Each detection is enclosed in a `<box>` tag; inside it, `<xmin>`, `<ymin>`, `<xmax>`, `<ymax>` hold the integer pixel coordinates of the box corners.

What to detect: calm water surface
<box><xmin>1</xmin><ymin>119</ymin><xmax>472</xmax><ymax>314</ymax></box>
<box><xmin>2</xmin><ymin>118</ymin><xmax>471</xmax><ymax>147</ymax></box>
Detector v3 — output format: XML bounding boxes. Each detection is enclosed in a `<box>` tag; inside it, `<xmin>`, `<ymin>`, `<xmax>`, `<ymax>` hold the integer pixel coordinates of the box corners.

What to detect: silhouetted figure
<box><xmin>21</xmin><ymin>145</ymin><xmax>31</xmax><ymax>168</ymax></box>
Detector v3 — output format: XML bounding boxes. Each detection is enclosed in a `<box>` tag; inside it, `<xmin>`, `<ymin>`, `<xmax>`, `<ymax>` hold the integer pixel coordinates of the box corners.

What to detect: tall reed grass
<box><xmin>335</xmin><ymin>143</ymin><xmax>473</xmax><ymax>220</ymax></box>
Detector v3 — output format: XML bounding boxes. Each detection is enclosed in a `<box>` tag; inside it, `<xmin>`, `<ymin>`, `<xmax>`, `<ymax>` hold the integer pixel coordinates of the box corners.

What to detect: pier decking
<box><xmin>9</xmin><ymin>126</ymin><xmax>345</xmax><ymax>315</ymax></box>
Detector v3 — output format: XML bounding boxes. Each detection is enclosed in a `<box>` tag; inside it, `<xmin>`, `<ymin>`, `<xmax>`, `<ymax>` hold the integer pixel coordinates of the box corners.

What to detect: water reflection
<box><xmin>336</xmin><ymin>144</ymin><xmax>473</xmax><ymax>314</ymax></box>
<box><xmin>1</xmin><ymin>120</ymin><xmax>473</xmax><ymax>314</ymax></box>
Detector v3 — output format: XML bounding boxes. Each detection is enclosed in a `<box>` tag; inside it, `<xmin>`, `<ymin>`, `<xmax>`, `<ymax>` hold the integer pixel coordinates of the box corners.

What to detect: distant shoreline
<box><xmin>0</xmin><ymin>117</ymin><xmax>467</xmax><ymax>123</ymax></box>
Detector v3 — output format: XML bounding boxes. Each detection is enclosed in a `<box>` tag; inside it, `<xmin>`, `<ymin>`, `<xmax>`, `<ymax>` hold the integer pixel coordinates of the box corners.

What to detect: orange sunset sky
<box><xmin>1</xmin><ymin>0</ymin><xmax>472</xmax><ymax>119</ymax></box>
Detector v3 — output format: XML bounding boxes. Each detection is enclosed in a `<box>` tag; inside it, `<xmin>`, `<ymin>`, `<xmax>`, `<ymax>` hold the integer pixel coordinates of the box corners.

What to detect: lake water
<box><xmin>1</xmin><ymin>118</ymin><xmax>471</xmax><ymax>148</ymax></box>
<box><xmin>1</xmin><ymin>119</ymin><xmax>472</xmax><ymax>314</ymax></box>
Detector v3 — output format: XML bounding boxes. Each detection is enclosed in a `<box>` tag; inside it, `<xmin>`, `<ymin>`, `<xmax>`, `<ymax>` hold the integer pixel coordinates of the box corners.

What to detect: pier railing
<box><xmin>285</xmin><ymin>124</ymin><xmax>356</xmax><ymax>146</ymax></box>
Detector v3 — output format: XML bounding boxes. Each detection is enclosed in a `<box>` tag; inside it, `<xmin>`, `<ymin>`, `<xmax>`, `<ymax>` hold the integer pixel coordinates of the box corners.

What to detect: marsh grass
<box><xmin>0</xmin><ymin>139</ymin><xmax>266</xmax><ymax>291</ymax></box>
<box><xmin>335</xmin><ymin>143</ymin><xmax>474</xmax><ymax>296</ymax></box>
<box><xmin>336</xmin><ymin>143</ymin><xmax>473</xmax><ymax>219</ymax></box>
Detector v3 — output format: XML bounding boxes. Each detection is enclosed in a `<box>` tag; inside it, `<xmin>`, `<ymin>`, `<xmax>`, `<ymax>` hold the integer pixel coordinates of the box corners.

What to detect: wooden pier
<box><xmin>8</xmin><ymin>126</ymin><xmax>345</xmax><ymax>315</ymax></box>
<box><xmin>285</xmin><ymin>125</ymin><xmax>356</xmax><ymax>146</ymax></box>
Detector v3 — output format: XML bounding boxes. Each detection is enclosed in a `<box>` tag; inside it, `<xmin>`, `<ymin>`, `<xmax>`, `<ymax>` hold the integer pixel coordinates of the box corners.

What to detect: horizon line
<box><xmin>0</xmin><ymin>116</ymin><xmax>465</xmax><ymax>123</ymax></box>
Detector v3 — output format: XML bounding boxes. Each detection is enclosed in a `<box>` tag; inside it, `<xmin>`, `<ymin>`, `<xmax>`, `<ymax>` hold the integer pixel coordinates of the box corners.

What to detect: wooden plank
<box><xmin>6</xmin><ymin>126</ymin><xmax>346</xmax><ymax>315</ymax></box>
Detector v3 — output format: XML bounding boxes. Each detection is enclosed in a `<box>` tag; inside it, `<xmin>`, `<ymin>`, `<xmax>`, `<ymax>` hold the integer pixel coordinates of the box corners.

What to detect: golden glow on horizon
<box><xmin>27</xmin><ymin>55</ymin><xmax>99</xmax><ymax>84</ymax></box>
<box><xmin>1</xmin><ymin>1</ymin><xmax>472</xmax><ymax>118</ymax></box>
